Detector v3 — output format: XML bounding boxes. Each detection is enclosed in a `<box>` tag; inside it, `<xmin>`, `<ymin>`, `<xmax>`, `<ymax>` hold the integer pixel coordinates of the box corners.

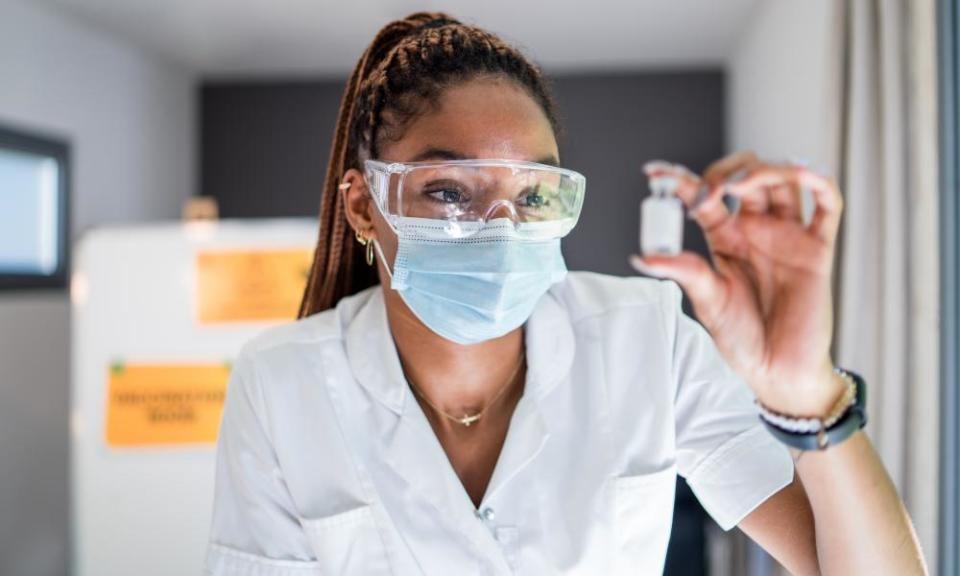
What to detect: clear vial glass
<box><xmin>641</xmin><ymin>177</ymin><xmax>683</xmax><ymax>256</ymax></box>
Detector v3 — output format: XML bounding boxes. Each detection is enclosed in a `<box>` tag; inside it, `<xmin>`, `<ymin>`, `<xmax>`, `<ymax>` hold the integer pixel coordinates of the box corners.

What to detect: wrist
<box><xmin>757</xmin><ymin>368</ymin><xmax>867</xmax><ymax>451</ymax></box>
<box><xmin>754</xmin><ymin>365</ymin><xmax>847</xmax><ymax>419</ymax></box>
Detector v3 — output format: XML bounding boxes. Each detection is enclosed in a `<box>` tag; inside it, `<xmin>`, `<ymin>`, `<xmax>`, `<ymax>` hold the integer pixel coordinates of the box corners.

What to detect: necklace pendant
<box><xmin>460</xmin><ymin>413</ymin><xmax>480</xmax><ymax>427</ymax></box>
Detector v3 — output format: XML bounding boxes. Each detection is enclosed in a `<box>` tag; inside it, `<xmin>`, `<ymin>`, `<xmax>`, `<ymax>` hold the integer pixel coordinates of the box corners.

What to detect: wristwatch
<box><xmin>757</xmin><ymin>368</ymin><xmax>868</xmax><ymax>451</ymax></box>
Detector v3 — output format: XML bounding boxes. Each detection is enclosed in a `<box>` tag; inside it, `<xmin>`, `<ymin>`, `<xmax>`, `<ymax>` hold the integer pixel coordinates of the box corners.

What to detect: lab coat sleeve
<box><xmin>662</xmin><ymin>281</ymin><xmax>795</xmax><ymax>531</ymax></box>
<box><xmin>204</xmin><ymin>346</ymin><xmax>322</xmax><ymax>575</ymax></box>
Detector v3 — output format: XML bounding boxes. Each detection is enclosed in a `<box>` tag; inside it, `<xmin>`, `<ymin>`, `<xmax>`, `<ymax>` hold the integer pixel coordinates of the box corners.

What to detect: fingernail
<box><xmin>721</xmin><ymin>193</ymin><xmax>741</xmax><ymax>215</ymax></box>
<box><xmin>727</xmin><ymin>168</ymin><xmax>749</xmax><ymax>183</ymax></box>
<box><xmin>629</xmin><ymin>255</ymin><xmax>666</xmax><ymax>277</ymax></box>
<box><xmin>786</xmin><ymin>155</ymin><xmax>810</xmax><ymax>168</ymax></box>
<box><xmin>629</xmin><ymin>255</ymin><xmax>650</xmax><ymax>270</ymax></box>
<box><xmin>674</xmin><ymin>164</ymin><xmax>697</xmax><ymax>178</ymax></box>
<box><xmin>688</xmin><ymin>184</ymin><xmax>710</xmax><ymax>218</ymax></box>
<box><xmin>643</xmin><ymin>160</ymin><xmax>673</xmax><ymax>175</ymax></box>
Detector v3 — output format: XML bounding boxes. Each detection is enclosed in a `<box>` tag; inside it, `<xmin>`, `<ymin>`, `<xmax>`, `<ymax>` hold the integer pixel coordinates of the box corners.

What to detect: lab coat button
<box><xmin>481</xmin><ymin>507</ymin><xmax>496</xmax><ymax>522</ymax></box>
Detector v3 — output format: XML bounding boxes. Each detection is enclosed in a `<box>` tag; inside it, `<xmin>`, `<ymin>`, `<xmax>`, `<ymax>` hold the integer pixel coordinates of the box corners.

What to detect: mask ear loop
<box><xmin>372</xmin><ymin>239</ymin><xmax>393</xmax><ymax>281</ymax></box>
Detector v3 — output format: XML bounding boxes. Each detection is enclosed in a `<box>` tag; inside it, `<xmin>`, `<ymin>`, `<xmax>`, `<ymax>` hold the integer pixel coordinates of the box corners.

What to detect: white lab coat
<box><xmin>204</xmin><ymin>271</ymin><xmax>793</xmax><ymax>575</ymax></box>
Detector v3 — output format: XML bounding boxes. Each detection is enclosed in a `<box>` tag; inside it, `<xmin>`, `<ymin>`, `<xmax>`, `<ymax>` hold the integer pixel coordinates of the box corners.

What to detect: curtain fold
<box><xmin>835</xmin><ymin>0</ymin><xmax>939</xmax><ymax>567</ymax></box>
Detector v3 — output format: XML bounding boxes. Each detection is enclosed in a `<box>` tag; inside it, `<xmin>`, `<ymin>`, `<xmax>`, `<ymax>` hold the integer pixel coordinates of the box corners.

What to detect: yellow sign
<box><xmin>196</xmin><ymin>248</ymin><xmax>313</xmax><ymax>324</ymax></box>
<box><xmin>106</xmin><ymin>362</ymin><xmax>231</xmax><ymax>447</ymax></box>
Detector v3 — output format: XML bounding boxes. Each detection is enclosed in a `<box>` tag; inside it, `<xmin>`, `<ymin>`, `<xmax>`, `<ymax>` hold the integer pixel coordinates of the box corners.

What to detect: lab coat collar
<box><xmin>523</xmin><ymin>284</ymin><xmax>577</xmax><ymax>401</ymax></box>
<box><xmin>344</xmin><ymin>285</ymin><xmax>576</xmax><ymax>417</ymax></box>
<box><xmin>344</xmin><ymin>287</ymin><xmax>409</xmax><ymax>415</ymax></box>
<box><xmin>343</xmin><ymin>285</ymin><xmax>575</xmax><ymax>573</ymax></box>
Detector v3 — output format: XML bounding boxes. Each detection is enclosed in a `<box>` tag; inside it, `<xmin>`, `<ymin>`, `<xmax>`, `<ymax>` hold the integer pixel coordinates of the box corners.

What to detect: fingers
<box><xmin>726</xmin><ymin>165</ymin><xmax>843</xmax><ymax>243</ymax></box>
<box><xmin>703</xmin><ymin>150</ymin><xmax>760</xmax><ymax>187</ymax></box>
<box><xmin>643</xmin><ymin>161</ymin><xmax>704</xmax><ymax>208</ymax></box>
<box><xmin>737</xmin><ymin>213</ymin><xmax>833</xmax><ymax>274</ymax></box>
<box><xmin>769</xmin><ymin>181</ymin><xmax>803</xmax><ymax>222</ymax></box>
<box><xmin>696</xmin><ymin>151</ymin><xmax>762</xmax><ymax>230</ymax></box>
<box><xmin>643</xmin><ymin>160</ymin><xmax>733</xmax><ymax>231</ymax></box>
<box><xmin>641</xmin><ymin>154</ymin><xmax>844</xmax><ymax>270</ymax></box>
<box><xmin>799</xmin><ymin>170</ymin><xmax>844</xmax><ymax>243</ymax></box>
<box><xmin>629</xmin><ymin>252</ymin><xmax>727</xmax><ymax>324</ymax></box>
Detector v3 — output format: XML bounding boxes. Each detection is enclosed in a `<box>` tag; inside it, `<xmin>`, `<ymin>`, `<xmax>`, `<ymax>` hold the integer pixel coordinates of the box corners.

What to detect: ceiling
<box><xmin>39</xmin><ymin>0</ymin><xmax>761</xmax><ymax>77</ymax></box>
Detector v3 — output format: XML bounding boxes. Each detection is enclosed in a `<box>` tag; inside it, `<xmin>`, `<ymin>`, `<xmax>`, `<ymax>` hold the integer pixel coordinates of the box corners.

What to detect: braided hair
<box><xmin>297</xmin><ymin>12</ymin><xmax>562</xmax><ymax>318</ymax></box>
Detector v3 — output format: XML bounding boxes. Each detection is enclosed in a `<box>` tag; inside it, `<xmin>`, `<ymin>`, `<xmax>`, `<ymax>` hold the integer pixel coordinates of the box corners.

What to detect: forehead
<box><xmin>378</xmin><ymin>76</ymin><xmax>559</xmax><ymax>164</ymax></box>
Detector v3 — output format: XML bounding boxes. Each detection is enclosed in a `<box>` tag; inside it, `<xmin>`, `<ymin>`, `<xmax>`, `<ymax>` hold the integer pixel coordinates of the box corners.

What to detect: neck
<box><xmin>381</xmin><ymin>284</ymin><xmax>526</xmax><ymax>432</ymax></box>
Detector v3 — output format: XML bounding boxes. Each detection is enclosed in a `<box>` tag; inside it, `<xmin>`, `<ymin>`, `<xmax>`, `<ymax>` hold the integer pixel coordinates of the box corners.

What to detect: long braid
<box><xmin>297</xmin><ymin>21</ymin><xmax>393</xmax><ymax>317</ymax></box>
<box><xmin>298</xmin><ymin>12</ymin><xmax>562</xmax><ymax>318</ymax></box>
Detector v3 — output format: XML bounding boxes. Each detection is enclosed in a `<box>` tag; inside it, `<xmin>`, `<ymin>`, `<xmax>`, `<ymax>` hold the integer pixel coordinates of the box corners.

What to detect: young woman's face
<box><xmin>343</xmin><ymin>74</ymin><xmax>560</xmax><ymax>275</ymax></box>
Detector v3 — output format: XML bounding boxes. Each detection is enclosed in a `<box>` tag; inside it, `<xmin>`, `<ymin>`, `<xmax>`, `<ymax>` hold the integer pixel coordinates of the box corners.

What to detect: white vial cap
<box><xmin>649</xmin><ymin>176</ymin><xmax>678</xmax><ymax>197</ymax></box>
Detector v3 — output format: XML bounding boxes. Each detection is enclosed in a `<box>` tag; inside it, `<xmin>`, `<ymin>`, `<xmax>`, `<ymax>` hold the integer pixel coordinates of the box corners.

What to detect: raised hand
<box><xmin>631</xmin><ymin>152</ymin><xmax>847</xmax><ymax>417</ymax></box>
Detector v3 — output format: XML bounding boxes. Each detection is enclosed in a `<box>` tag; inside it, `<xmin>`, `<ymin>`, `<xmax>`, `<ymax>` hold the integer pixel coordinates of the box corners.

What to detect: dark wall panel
<box><xmin>552</xmin><ymin>72</ymin><xmax>721</xmax><ymax>275</ymax></box>
<box><xmin>200</xmin><ymin>81</ymin><xmax>346</xmax><ymax>218</ymax></box>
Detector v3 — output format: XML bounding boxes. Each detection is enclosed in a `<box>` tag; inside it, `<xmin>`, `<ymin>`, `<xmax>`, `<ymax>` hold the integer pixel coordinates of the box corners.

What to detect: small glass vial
<box><xmin>641</xmin><ymin>176</ymin><xmax>683</xmax><ymax>256</ymax></box>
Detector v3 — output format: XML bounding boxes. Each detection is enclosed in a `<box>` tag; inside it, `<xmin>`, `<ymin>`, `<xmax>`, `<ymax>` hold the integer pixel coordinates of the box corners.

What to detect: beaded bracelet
<box><xmin>755</xmin><ymin>369</ymin><xmax>857</xmax><ymax>433</ymax></box>
<box><xmin>755</xmin><ymin>368</ymin><xmax>866</xmax><ymax>451</ymax></box>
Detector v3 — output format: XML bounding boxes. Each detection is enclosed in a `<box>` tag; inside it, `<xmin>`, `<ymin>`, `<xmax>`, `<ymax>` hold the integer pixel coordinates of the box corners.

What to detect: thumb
<box><xmin>629</xmin><ymin>251</ymin><xmax>724</xmax><ymax>312</ymax></box>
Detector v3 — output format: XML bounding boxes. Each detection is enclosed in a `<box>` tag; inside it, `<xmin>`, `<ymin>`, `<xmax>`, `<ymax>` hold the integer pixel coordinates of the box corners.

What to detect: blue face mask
<box><xmin>375</xmin><ymin>217</ymin><xmax>568</xmax><ymax>345</ymax></box>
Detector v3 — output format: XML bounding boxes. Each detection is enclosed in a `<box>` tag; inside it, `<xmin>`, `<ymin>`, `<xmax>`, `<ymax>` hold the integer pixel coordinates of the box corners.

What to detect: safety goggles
<box><xmin>363</xmin><ymin>159</ymin><xmax>586</xmax><ymax>239</ymax></box>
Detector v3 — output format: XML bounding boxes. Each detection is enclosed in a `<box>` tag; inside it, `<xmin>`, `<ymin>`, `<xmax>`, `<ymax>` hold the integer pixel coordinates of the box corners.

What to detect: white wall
<box><xmin>0</xmin><ymin>0</ymin><xmax>195</xmax><ymax>573</ymax></box>
<box><xmin>726</xmin><ymin>0</ymin><xmax>841</xmax><ymax>173</ymax></box>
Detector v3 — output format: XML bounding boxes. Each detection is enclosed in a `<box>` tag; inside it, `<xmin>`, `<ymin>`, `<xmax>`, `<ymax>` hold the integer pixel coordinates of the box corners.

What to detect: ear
<box><xmin>339</xmin><ymin>168</ymin><xmax>378</xmax><ymax>241</ymax></box>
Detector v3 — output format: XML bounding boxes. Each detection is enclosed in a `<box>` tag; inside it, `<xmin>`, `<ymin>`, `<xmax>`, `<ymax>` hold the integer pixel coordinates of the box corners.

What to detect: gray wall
<box><xmin>0</xmin><ymin>1</ymin><xmax>196</xmax><ymax>574</ymax></box>
<box><xmin>0</xmin><ymin>293</ymin><xmax>70</xmax><ymax>576</ymax></box>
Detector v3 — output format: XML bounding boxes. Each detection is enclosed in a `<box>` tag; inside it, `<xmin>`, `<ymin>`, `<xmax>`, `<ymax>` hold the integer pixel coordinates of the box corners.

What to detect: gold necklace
<box><xmin>406</xmin><ymin>353</ymin><xmax>526</xmax><ymax>427</ymax></box>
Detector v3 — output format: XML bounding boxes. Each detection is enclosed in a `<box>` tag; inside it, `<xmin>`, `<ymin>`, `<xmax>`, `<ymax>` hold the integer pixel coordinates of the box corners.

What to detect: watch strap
<box><xmin>759</xmin><ymin>368</ymin><xmax>868</xmax><ymax>451</ymax></box>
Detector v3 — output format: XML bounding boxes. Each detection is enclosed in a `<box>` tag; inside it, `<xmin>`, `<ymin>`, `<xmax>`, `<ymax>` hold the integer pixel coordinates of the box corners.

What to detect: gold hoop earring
<box><xmin>355</xmin><ymin>229</ymin><xmax>375</xmax><ymax>266</ymax></box>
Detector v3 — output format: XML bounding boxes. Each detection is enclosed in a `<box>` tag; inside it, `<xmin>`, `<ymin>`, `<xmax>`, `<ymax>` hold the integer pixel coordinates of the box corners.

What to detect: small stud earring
<box><xmin>338</xmin><ymin>182</ymin><xmax>351</xmax><ymax>191</ymax></box>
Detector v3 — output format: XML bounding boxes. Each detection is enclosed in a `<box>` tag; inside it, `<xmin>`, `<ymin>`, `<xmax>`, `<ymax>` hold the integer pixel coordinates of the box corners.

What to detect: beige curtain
<box><xmin>835</xmin><ymin>0</ymin><xmax>940</xmax><ymax>569</ymax></box>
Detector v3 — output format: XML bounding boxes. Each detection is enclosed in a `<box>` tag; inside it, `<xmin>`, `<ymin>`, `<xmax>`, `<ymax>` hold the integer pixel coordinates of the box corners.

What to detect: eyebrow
<box><xmin>408</xmin><ymin>146</ymin><xmax>560</xmax><ymax>167</ymax></box>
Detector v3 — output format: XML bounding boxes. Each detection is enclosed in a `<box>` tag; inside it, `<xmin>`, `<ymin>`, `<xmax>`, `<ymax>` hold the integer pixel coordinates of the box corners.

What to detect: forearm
<box><xmin>794</xmin><ymin>430</ymin><xmax>927</xmax><ymax>575</ymax></box>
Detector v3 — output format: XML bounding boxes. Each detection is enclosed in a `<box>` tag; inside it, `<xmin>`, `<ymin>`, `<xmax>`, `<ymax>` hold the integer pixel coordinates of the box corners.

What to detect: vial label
<box><xmin>641</xmin><ymin>195</ymin><xmax>683</xmax><ymax>256</ymax></box>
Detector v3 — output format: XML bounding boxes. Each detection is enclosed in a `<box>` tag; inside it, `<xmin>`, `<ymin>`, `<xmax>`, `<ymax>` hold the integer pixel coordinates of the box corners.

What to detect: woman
<box><xmin>205</xmin><ymin>12</ymin><xmax>926</xmax><ymax>575</ymax></box>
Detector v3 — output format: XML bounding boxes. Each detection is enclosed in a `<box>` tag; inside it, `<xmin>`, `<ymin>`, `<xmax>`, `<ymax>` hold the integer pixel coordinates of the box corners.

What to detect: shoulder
<box><xmin>224</xmin><ymin>286</ymin><xmax>379</xmax><ymax>446</ymax></box>
<box><xmin>236</xmin><ymin>285</ymin><xmax>377</xmax><ymax>371</ymax></box>
<box><xmin>548</xmin><ymin>270</ymin><xmax>682</xmax><ymax>324</ymax></box>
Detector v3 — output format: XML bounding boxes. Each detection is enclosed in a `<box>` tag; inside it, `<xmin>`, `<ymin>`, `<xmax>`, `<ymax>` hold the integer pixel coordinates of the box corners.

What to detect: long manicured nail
<box><xmin>643</xmin><ymin>160</ymin><xmax>674</xmax><ymax>175</ymax></box>
<box><xmin>629</xmin><ymin>255</ymin><xmax>666</xmax><ymax>277</ymax></box>
<box><xmin>721</xmin><ymin>193</ymin><xmax>741</xmax><ymax>216</ymax></box>
<box><xmin>727</xmin><ymin>168</ymin><xmax>749</xmax><ymax>183</ymax></box>
<box><xmin>786</xmin><ymin>156</ymin><xmax>810</xmax><ymax>168</ymax></box>
<box><xmin>688</xmin><ymin>184</ymin><xmax>711</xmax><ymax>218</ymax></box>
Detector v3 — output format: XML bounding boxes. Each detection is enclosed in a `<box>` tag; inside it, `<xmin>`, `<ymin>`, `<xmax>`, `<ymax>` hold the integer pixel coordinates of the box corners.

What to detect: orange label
<box><xmin>105</xmin><ymin>362</ymin><xmax>231</xmax><ymax>446</ymax></box>
<box><xmin>196</xmin><ymin>248</ymin><xmax>312</xmax><ymax>324</ymax></box>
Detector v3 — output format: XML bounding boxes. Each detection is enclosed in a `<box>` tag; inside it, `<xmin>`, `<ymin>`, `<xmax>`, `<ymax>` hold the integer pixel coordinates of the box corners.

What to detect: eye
<box><xmin>425</xmin><ymin>186</ymin><xmax>469</xmax><ymax>204</ymax></box>
<box><xmin>517</xmin><ymin>187</ymin><xmax>550</xmax><ymax>208</ymax></box>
